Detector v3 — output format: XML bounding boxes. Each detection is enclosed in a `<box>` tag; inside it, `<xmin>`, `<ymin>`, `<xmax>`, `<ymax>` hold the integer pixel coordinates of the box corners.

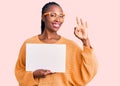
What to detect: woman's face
<box><xmin>42</xmin><ymin>5</ymin><xmax>65</xmax><ymax>32</ymax></box>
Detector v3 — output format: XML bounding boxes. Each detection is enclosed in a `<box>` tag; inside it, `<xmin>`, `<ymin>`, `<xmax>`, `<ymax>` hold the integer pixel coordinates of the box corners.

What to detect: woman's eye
<box><xmin>59</xmin><ymin>15</ymin><xmax>64</xmax><ymax>18</ymax></box>
<box><xmin>49</xmin><ymin>13</ymin><xmax>65</xmax><ymax>18</ymax></box>
<box><xmin>50</xmin><ymin>13</ymin><xmax>56</xmax><ymax>17</ymax></box>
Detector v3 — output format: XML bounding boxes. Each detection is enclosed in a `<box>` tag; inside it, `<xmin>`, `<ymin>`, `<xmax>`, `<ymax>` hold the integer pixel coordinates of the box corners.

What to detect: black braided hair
<box><xmin>41</xmin><ymin>2</ymin><xmax>61</xmax><ymax>33</ymax></box>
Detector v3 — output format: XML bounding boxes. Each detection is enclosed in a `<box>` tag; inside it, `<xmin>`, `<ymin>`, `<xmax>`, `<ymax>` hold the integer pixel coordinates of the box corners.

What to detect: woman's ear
<box><xmin>42</xmin><ymin>15</ymin><xmax>45</xmax><ymax>22</ymax></box>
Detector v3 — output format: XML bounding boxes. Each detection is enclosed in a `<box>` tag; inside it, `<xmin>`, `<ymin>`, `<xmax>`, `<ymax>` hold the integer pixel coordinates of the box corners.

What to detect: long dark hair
<box><xmin>41</xmin><ymin>2</ymin><xmax>61</xmax><ymax>34</ymax></box>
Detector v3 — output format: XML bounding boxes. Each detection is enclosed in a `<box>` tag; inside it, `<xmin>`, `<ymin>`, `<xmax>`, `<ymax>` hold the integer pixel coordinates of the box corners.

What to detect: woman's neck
<box><xmin>39</xmin><ymin>31</ymin><xmax>61</xmax><ymax>43</ymax></box>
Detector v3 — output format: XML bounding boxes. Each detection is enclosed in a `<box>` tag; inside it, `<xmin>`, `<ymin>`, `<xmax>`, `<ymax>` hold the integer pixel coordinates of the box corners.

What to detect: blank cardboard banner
<box><xmin>26</xmin><ymin>43</ymin><xmax>66</xmax><ymax>72</ymax></box>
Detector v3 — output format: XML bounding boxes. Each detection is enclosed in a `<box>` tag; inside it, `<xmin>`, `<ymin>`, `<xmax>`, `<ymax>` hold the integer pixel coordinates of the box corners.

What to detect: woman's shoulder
<box><xmin>61</xmin><ymin>36</ymin><xmax>79</xmax><ymax>47</ymax></box>
<box><xmin>24</xmin><ymin>35</ymin><xmax>39</xmax><ymax>43</ymax></box>
<box><xmin>61</xmin><ymin>36</ymin><xmax>73</xmax><ymax>43</ymax></box>
<box><xmin>61</xmin><ymin>36</ymin><xmax>82</xmax><ymax>51</ymax></box>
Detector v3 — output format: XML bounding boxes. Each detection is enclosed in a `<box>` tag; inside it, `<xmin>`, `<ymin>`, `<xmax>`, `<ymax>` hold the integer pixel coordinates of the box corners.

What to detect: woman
<box><xmin>15</xmin><ymin>2</ymin><xmax>98</xmax><ymax>86</ymax></box>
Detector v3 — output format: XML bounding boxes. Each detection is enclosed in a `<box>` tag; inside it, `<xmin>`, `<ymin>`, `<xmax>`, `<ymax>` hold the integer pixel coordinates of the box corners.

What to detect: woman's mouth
<box><xmin>52</xmin><ymin>23</ymin><xmax>60</xmax><ymax>28</ymax></box>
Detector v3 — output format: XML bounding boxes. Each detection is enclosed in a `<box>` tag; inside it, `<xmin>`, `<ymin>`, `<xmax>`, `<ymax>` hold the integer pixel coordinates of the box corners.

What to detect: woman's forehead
<box><xmin>45</xmin><ymin>5</ymin><xmax>63</xmax><ymax>13</ymax></box>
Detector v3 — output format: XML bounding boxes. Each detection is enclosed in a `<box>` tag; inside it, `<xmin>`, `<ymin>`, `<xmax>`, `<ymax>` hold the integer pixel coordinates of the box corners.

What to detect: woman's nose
<box><xmin>54</xmin><ymin>16</ymin><xmax>60</xmax><ymax>22</ymax></box>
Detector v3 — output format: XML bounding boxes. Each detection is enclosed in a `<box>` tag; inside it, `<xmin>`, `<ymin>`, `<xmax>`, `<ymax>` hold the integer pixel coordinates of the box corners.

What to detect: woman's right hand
<box><xmin>33</xmin><ymin>69</ymin><xmax>52</xmax><ymax>78</ymax></box>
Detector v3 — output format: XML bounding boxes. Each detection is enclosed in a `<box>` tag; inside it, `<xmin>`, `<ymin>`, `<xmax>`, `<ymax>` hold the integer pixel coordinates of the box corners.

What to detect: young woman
<box><xmin>15</xmin><ymin>2</ymin><xmax>98</xmax><ymax>86</ymax></box>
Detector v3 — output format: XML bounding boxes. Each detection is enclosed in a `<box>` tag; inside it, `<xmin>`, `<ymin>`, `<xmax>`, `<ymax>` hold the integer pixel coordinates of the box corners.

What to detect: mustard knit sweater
<box><xmin>15</xmin><ymin>35</ymin><xmax>98</xmax><ymax>86</ymax></box>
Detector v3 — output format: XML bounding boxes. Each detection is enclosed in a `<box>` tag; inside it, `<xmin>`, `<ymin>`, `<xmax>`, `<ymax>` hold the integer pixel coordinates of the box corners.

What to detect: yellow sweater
<box><xmin>15</xmin><ymin>35</ymin><xmax>98</xmax><ymax>86</ymax></box>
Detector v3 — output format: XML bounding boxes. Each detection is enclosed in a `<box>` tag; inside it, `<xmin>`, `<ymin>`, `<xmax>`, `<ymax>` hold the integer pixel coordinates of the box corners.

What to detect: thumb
<box><xmin>44</xmin><ymin>70</ymin><xmax>52</xmax><ymax>75</ymax></box>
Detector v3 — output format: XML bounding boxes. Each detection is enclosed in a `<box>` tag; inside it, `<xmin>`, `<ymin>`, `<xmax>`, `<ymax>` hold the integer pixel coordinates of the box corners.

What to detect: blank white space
<box><xmin>26</xmin><ymin>43</ymin><xmax>66</xmax><ymax>72</ymax></box>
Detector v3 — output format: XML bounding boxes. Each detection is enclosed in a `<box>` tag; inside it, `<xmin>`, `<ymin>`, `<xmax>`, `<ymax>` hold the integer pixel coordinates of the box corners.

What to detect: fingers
<box><xmin>76</xmin><ymin>17</ymin><xmax>79</xmax><ymax>26</ymax></box>
<box><xmin>85</xmin><ymin>21</ymin><xmax>88</xmax><ymax>28</ymax></box>
<box><xmin>76</xmin><ymin>17</ymin><xmax>83</xmax><ymax>26</ymax></box>
<box><xmin>80</xmin><ymin>18</ymin><xmax>84</xmax><ymax>26</ymax></box>
<box><xmin>76</xmin><ymin>17</ymin><xmax>88</xmax><ymax>28</ymax></box>
<box><xmin>44</xmin><ymin>70</ymin><xmax>52</xmax><ymax>75</ymax></box>
<box><xmin>33</xmin><ymin>69</ymin><xmax>52</xmax><ymax>78</ymax></box>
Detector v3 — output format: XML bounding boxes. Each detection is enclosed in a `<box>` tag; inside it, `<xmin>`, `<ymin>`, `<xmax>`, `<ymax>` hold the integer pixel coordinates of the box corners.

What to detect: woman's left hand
<box><xmin>74</xmin><ymin>17</ymin><xmax>88</xmax><ymax>40</ymax></box>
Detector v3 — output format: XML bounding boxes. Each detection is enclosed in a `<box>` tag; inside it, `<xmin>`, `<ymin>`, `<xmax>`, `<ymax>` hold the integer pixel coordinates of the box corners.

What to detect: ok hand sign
<box><xmin>74</xmin><ymin>17</ymin><xmax>88</xmax><ymax>40</ymax></box>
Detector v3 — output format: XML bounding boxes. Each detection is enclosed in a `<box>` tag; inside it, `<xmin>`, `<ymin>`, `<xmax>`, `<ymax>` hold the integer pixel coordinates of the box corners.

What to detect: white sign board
<box><xmin>26</xmin><ymin>43</ymin><xmax>66</xmax><ymax>72</ymax></box>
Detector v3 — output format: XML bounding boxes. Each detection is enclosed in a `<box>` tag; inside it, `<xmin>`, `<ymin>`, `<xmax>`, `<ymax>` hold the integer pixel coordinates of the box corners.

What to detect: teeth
<box><xmin>53</xmin><ymin>23</ymin><xmax>59</xmax><ymax>27</ymax></box>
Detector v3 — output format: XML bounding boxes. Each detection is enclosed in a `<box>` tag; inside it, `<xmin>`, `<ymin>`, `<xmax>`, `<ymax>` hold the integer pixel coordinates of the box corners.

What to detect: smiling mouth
<box><xmin>52</xmin><ymin>23</ymin><xmax>61</xmax><ymax>28</ymax></box>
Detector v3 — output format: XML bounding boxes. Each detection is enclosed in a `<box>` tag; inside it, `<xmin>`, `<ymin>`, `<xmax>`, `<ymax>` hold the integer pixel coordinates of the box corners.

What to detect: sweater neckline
<box><xmin>37</xmin><ymin>35</ymin><xmax>63</xmax><ymax>44</ymax></box>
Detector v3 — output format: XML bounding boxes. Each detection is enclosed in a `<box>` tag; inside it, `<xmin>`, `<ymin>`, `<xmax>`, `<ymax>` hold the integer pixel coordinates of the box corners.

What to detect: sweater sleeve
<box><xmin>80</xmin><ymin>46</ymin><xmax>98</xmax><ymax>84</ymax></box>
<box><xmin>15</xmin><ymin>42</ymin><xmax>38</xmax><ymax>86</ymax></box>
